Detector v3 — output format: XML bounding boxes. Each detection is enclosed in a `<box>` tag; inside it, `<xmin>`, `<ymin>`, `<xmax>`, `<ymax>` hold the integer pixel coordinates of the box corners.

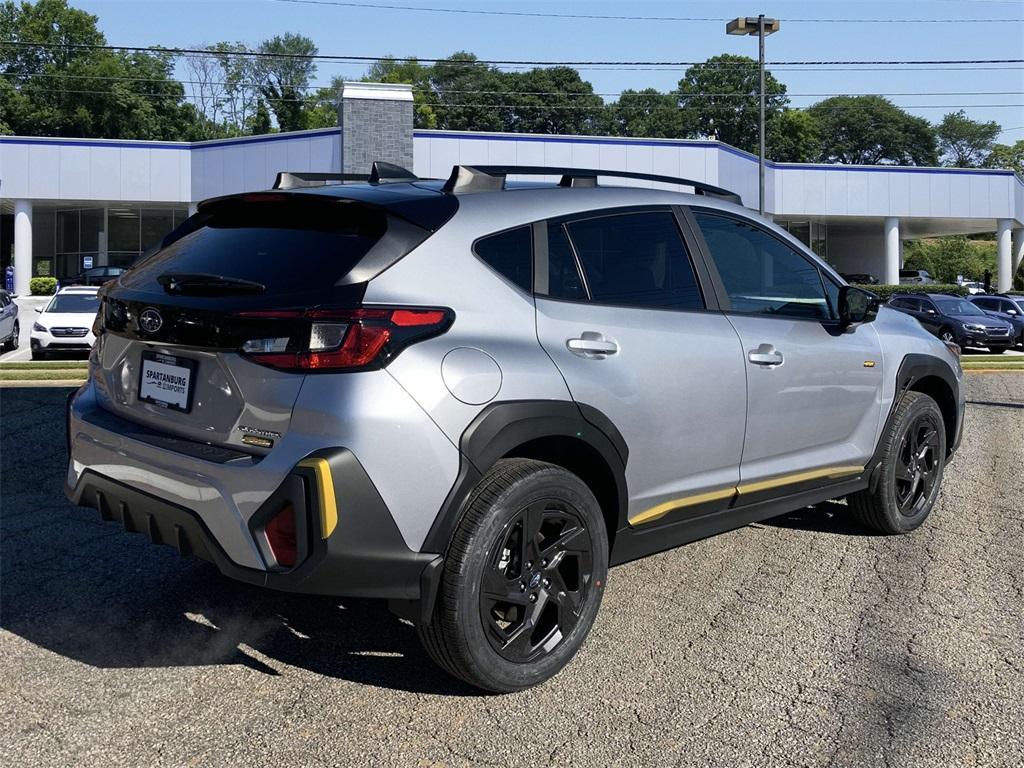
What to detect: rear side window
<box><xmin>122</xmin><ymin>197</ymin><xmax>387</xmax><ymax>296</ymax></box>
<box><xmin>474</xmin><ymin>226</ymin><xmax>532</xmax><ymax>293</ymax></box>
<box><xmin>563</xmin><ymin>211</ymin><xmax>703</xmax><ymax>311</ymax></box>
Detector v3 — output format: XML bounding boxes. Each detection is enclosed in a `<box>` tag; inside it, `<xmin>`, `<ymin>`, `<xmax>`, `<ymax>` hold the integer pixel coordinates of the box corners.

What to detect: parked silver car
<box><xmin>66</xmin><ymin>164</ymin><xmax>964</xmax><ymax>692</ymax></box>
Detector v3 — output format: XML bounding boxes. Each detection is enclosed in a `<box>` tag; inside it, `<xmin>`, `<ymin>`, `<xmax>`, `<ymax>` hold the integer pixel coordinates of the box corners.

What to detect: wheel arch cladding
<box><xmin>897</xmin><ymin>354</ymin><xmax>960</xmax><ymax>456</ymax></box>
<box><xmin>422</xmin><ymin>400</ymin><xmax>628</xmax><ymax>554</ymax></box>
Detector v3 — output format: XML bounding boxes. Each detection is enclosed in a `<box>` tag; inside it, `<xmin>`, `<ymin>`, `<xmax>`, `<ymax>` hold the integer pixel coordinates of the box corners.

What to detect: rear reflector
<box><xmin>264</xmin><ymin>504</ymin><xmax>297</xmax><ymax>567</ymax></box>
<box><xmin>239</xmin><ymin>306</ymin><xmax>452</xmax><ymax>372</ymax></box>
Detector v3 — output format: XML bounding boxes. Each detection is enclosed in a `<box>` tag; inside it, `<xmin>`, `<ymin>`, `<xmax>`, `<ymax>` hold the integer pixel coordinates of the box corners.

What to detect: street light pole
<box><xmin>726</xmin><ymin>15</ymin><xmax>780</xmax><ymax>217</ymax></box>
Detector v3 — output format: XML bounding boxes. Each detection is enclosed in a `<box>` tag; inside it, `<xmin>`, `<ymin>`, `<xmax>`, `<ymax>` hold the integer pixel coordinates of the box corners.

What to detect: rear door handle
<box><xmin>748</xmin><ymin>343</ymin><xmax>783</xmax><ymax>366</ymax></box>
<box><xmin>567</xmin><ymin>333</ymin><xmax>619</xmax><ymax>356</ymax></box>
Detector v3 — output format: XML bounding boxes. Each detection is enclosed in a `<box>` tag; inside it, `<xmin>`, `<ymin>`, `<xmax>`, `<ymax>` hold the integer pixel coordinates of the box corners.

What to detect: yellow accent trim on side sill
<box><xmin>628</xmin><ymin>487</ymin><xmax>737</xmax><ymax>527</ymax></box>
<box><xmin>298</xmin><ymin>458</ymin><xmax>338</xmax><ymax>539</ymax></box>
<box><xmin>736</xmin><ymin>465</ymin><xmax>864</xmax><ymax>496</ymax></box>
<box><xmin>628</xmin><ymin>465</ymin><xmax>865</xmax><ymax>527</ymax></box>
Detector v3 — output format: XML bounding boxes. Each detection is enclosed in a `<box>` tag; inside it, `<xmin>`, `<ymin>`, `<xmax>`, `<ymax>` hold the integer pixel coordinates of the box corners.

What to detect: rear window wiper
<box><xmin>158</xmin><ymin>273</ymin><xmax>265</xmax><ymax>295</ymax></box>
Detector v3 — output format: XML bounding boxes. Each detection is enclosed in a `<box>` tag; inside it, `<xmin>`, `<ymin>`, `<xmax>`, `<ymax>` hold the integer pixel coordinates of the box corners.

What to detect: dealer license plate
<box><xmin>138</xmin><ymin>351</ymin><xmax>197</xmax><ymax>413</ymax></box>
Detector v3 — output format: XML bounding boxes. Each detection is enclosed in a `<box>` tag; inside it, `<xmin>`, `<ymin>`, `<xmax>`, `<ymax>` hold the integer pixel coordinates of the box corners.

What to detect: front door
<box><xmin>689</xmin><ymin>209</ymin><xmax>884</xmax><ymax>498</ymax></box>
<box><xmin>534</xmin><ymin>208</ymin><xmax>747</xmax><ymax>527</ymax></box>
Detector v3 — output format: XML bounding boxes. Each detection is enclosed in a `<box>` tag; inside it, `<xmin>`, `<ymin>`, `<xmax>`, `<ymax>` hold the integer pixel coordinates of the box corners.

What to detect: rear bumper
<box><xmin>64</xmin><ymin>386</ymin><xmax>444</xmax><ymax>612</ymax></box>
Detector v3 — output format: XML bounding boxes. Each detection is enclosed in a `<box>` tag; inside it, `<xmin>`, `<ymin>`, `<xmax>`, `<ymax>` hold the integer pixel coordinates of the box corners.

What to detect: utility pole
<box><xmin>726</xmin><ymin>15</ymin><xmax>780</xmax><ymax>217</ymax></box>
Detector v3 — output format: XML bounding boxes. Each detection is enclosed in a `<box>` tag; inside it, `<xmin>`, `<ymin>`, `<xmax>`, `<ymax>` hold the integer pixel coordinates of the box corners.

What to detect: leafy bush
<box><xmin>29</xmin><ymin>277</ymin><xmax>58</xmax><ymax>295</ymax></box>
<box><xmin>902</xmin><ymin>237</ymin><xmax>996</xmax><ymax>284</ymax></box>
<box><xmin>852</xmin><ymin>283</ymin><xmax>969</xmax><ymax>302</ymax></box>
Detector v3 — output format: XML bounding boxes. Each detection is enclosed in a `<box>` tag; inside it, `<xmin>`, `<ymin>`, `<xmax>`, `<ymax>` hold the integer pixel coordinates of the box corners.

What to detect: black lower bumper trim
<box><xmin>66</xmin><ymin>450</ymin><xmax>442</xmax><ymax>605</ymax></box>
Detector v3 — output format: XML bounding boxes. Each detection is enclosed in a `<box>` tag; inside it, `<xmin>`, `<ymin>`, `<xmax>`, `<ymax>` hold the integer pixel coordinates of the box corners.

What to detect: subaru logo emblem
<box><xmin>138</xmin><ymin>308</ymin><xmax>163</xmax><ymax>334</ymax></box>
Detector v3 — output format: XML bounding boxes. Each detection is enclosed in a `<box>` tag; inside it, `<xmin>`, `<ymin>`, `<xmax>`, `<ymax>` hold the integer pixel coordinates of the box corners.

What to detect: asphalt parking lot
<box><xmin>2</xmin><ymin>376</ymin><xmax>1022</xmax><ymax>768</ymax></box>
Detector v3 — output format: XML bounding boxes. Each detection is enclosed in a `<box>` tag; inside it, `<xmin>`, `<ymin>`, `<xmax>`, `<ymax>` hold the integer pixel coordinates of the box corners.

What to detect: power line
<box><xmin>268</xmin><ymin>0</ymin><xmax>1024</xmax><ymax>24</ymax></box>
<box><xmin>2</xmin><ymin>40</ymin><xmax>1022</xmax><ymax>68</ymax></box>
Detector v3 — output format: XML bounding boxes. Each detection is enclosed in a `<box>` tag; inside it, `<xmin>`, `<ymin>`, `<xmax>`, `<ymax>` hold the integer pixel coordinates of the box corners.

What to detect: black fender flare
<box><xmin>421</xmin><ymin>400</ymin><xmax>629</xmax><ymax>554</ymax></box>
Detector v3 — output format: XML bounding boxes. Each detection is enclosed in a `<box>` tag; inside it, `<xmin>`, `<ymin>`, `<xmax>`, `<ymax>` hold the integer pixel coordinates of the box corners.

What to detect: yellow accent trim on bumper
<box><xmin>298</xmin><ymin>458</ymin><xmax>338</xmax><ymax>539</ymax></box>
<box><xmin>736</xmin><ymin>465</ymin><xmax>864</xmax><ymax>496</ymax></box>
<box><xmin>628</xmin><ymin>465</ymin><xmax>864</xmax><ymax>527</ymax></box>
<box><xmin>628</xmin><ymin>487</ymin><xmax>737</xmax><ymax>527</ymax></box>
<box><xmin>863</xmin><ymin>360</ymin><xmax>876</xmax><ymax>368</ymax></box>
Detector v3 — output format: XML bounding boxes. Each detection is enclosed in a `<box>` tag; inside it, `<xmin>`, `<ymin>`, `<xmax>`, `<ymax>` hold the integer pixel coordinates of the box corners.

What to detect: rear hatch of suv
<box><xmin>92</xmin><ymin>187</ymin><xmax>456</xmax><ymax>453</ymax></box>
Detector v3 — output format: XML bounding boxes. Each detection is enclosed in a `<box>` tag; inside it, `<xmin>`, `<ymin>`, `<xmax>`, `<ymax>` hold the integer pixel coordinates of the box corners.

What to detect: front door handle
<box><xmin>748</xmin><ymin>343</ymin><xmax>783</xmax><ymax>366</ymax></box>
<box><xmin>567</xmin><ymin>332</ymin><xmax>619</xmax><ymax>357</ymax></box>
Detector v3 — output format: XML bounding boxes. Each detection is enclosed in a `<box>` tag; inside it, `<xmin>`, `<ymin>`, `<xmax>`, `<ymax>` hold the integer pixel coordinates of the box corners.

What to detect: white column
<box><xmin>996</xmin><ymin>218</ymin><xmax>1012</xmax><ymax>293</ymax></box>
<box><xmin>884</xmin><ymin>217</ymin><xmax>900</xmax><ymax>285</ymax></box>
<box><xmin>13</xmin><ymin>200</ymin><xmax>33</xmax><ymax>297</ymax></box>
<box><xmin>1012</xmin><ymin>228</ymin><xmax>1024</xmax><ymax>279</ymax></box>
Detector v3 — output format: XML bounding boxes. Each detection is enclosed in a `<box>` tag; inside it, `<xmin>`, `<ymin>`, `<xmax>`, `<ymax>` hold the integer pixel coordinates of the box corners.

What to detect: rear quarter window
<box><xmin>474</xmin><ymin>226</ymin><xmax>532</xmax><ymax>293</ymax></box>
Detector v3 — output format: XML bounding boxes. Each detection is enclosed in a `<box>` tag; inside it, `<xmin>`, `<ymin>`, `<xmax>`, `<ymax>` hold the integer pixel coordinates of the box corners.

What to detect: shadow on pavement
<box><xmin>0</xmin><ymin>387</ymin><xmax>475</xmax><ymax>696</ymax></box>
<box><xmin>761</xmin><ymin>500</ymin><xmax>883</xmax><ymax>536</ymax></box>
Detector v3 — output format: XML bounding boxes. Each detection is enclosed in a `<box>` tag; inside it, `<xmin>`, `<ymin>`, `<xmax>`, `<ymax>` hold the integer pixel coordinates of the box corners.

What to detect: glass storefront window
<box><xmin>141</xmin><ymin>209</ymin><xmax>175</xmax><ymax>251</ymax></box>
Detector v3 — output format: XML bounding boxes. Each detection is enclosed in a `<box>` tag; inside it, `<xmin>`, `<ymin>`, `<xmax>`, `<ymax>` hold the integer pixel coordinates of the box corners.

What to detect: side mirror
<box><xmin>926</xmin><ymin>309</ymin><xmax>937</xmax><ymax>315</ymax></box>
<box><xmin>1008</xmin><ymin>308</ymin><xmax>1019</xmax><ymax>316</ymax></box>
<box><xmin>34</xmin><ymin>307</ymin><xmax>43</xmax><ymax>314</ymax></box>
<box><xmin>839</xmin><ymin>286</ymin><xmax>879</xmax><ymax>326</ymax></box>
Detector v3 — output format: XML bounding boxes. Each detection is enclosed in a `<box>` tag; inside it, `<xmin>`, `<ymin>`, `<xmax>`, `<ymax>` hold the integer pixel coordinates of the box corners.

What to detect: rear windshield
<box><xmin>122</xmin><ymin>197</ymin><xmax>387</xmax><ymax>296</ymax></box>
<box><xmin>46</xmin><ymin>293</ymin><xmax>100</xmax><ymax>313</ymax></box>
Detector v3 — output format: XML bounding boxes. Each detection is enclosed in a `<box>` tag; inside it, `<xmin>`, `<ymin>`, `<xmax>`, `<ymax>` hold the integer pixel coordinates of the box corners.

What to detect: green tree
<box><xmin>0</xmin><ymin>0</ymin><xmax>200</xmax><ymax>140</ymax></box>
<box><xmin>936</xmin><ymin>110</ymin><xmax>1000</xmax><ymax>167</ymax></box>
<box><xmin>247</xmin><ymin>99</ymin><xmax>272</xmax><ymax>135</ymax></box>
<box><xmin>767</xmin><ymin>109</ymin><xmax>821</xmax><ymax>162</ymax></box>
<box><xmin>430</xmin><ymin>52</ymin><xmax>508</xmax><ymax>132</ymax></box>
<box><xmin>903</xmin><ymin>237</ymin><xmax>996</xmax><ymax>283</ymax></box>
<box><xmin>504</xmin><ymin>67</ymin><xmax>606</xmax><ymax>135</ymax></box>
<box><xmin>365</xmin><ymin>57</ymin><xmax>437</xmax><ymax>128</ymax></box>
<box><xmin>610</xmin><ymin>88</ymin><xmax>682</xmax><ymax>138</ymax></box>
<box><xmin>984</xmin><ymin>140</ymin><xmax>1024</xmax><ymax>176</ymax></box>
<box><xmin>256</xmin><ymin>32</ymin><xmax>316</xmax><ymax>132</ymax></box>
<box><xmin>675</xmin><ymin>54</ymin><xmax>788</xmax><ymax>153</ymax></box>
<box><xmin>809</xmin><ymin>96</ymin><xmax>938</xmax><ymax>166</ymax></box>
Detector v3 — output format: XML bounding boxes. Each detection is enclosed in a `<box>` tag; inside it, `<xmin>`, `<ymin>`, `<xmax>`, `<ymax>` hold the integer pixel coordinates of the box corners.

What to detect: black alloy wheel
<box><xmin>893</xmin><ymin>415</ymin><xmax>941</xmax><ymax>517</ymax></box>
<box><xmin>480</xmin><ymin>500</ymin><xmax>593</xmax><ymax>663</ymax></box>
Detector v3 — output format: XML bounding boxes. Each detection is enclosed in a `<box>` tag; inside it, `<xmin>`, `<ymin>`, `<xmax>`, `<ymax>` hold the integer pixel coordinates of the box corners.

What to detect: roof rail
<box><xmin>442</xmin><ymin>164</ymin><xmax>743</xmax><ymax>205</ymax></box>
<box><xmin>273</xmin><ymin>161</ymin><xmax>418</xmax><ymax>190</ymax></box>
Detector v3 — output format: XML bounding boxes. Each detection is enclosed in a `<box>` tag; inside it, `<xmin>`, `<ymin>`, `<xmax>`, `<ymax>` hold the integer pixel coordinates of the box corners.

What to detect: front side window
<box><xmin>562</xmin><ymin>211</ymin><xmax>703</xmax><ymax>311</ymax></box>
<box><xmin>694</xmin><ymin>212</ymin><xmax>832</xmax><ymax>320</ymax></box>
<box><xmin>474</xmin><ymin>226</ymin><xmax>532</xmax><ymax>293</ymax></box>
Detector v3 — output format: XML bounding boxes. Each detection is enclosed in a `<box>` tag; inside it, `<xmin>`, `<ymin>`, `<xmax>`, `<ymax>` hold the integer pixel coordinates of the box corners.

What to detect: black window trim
<box><xmin>682</xmin><ymin>205</ymin><xmax>842</xmax><ymax>325</ymax></box>
<box><xmin>533</xmin><ymin>204</ymin><xmax>720</xmax><ymax>314</ymax></box>
<box><xmin>471</xmin><ymin>223</ymin><xmax>535</xmax><ymax>297</ymax></box>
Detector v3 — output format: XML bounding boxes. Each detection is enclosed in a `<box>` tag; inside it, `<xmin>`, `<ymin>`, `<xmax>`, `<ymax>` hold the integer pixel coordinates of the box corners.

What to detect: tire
<box><xmin>418</xmin><ymin>458</ymin><xmax>609</xmax><ymax>693</ymax></box>
<box><xmin>938</xmin><ymin>328</ymin><xmax>957</xmax><ymax>344</ymax></box>
<box><xmin>8</xmin><ymin>322</ymin><xmax>18</xmax><ymax>350</ymax></box>
<box><xmin>988</xmin><ymin>346</ymin><xmax>1007</xmax><ymax>354</ymax></box>
<box><xmin>30</xmin><ymin>348</ymin><xmax>46</xmax><ymax>360</ymax></box>
<box><xmin>848</xmin><ymin>391</ymin><xmax>946</xmax><ymax>534</ymax></box>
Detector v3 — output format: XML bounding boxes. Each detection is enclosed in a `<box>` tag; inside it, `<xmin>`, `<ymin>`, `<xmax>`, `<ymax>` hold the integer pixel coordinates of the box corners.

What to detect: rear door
<box><xmin>0</xmin><ymin>292</ymin><xmax>13</xmax><ymax>338</ymax></box>
<box><xmin>688</xmin><ymin>208</ymin><xmax>884</xmax><ymax>497</ymax></box>
<box><xmin>534</xmin><ymin>207</ymin><xmax>747</xmax><ymax>527</ymax></box>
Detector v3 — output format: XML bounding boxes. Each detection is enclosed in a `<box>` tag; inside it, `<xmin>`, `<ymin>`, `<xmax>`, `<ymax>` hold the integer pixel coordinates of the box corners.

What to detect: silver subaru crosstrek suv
<box><xmin>66</xmin><ymin>163</ymin><xmax>964</xmax><ymax>692</ymax></box>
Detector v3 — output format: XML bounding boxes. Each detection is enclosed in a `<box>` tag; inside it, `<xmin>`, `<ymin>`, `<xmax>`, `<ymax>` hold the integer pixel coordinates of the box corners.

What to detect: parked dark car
<box><xmin>888</xmin><ymin>293</ymin><xmax>1015</xmax><ymax>352</ymax></box>
<box><xmin>969</xmin><ymin>294</ymin><xmax>1024</xmax><ymax>347</ymax></box>
<box><xmin>61</xmin><ymin>266</ymin><xmax>127</xmax><ymax>287</ymax></box>
<box><xmin>840</xmin><ymin>272</ymin><xmax>879</xmax><ymax>285</ymax></box>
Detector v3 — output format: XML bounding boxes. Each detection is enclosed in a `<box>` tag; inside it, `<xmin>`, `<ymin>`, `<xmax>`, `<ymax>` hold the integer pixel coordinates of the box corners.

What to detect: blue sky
<box><xmin>76</xmin><ymin>0</ymin><xmax>1024</xmax><ymax>141</ymax></box>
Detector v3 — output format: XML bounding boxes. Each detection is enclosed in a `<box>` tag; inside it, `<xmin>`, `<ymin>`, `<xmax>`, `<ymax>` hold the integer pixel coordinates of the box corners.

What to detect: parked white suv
<box><xmin>31</xmin><ymin>286</ymin><xmax>100</xmax><ymax>359</ymax></box>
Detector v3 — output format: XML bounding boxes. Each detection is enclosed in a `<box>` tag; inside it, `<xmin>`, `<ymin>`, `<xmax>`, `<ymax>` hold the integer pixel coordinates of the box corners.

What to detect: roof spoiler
<box><xmin>273</xmin><ymin>161</ymin><xmax>418</xmax><ymax>190</ymax></box>
<box><xmin>442</xmin><ymin>165</ymin><xmax>743</xmax><ymax>205</ymax></box>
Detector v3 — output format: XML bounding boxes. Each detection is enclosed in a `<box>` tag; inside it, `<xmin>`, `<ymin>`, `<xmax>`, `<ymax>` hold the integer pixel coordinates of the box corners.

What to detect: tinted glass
<box><xmin>935</xmin><ymin>297</ymin><xmax>984</xmax><ymax>316</ymax></box>
<box><xmin>46</xmin><ymin>293</ymin><xmax>100</xmax><ymax>314</ymax></box>
<box><xmin>548</xmin><ymin>223</ymin><xmax>587</xmax><ymax>301</ymax></box>
<box><xmin>123</xmin><ymin>198</ymin><xmax>387</xmax><ymax>297</ymax></box>
<box><xmin>564</xmin><ymin>211</ymin><xmax>703</xmax><ymax>310</ymax></box>
<box><xmin>694</xmin><ymin>212</ymin><xmax>831</xmax><ymax>320</ymax></box>
<box><xmin>475</xmin><ymin>226</ymin><xmax>532</xmax><ymax>293</ymax></box>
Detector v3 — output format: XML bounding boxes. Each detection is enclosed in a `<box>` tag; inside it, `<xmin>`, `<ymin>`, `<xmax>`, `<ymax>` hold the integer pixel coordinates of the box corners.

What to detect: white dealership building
<box><xmin>2</xmin><ymin>82</ymin><xmax>1022</xmax><ymax>295</ymax></box>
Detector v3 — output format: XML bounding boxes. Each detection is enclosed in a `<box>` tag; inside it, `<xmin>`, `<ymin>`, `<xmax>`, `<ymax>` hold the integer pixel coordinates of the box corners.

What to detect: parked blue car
<box><xmin>968</xmin><ymin>294</ymin><xmax>1024</xmax><ymax>348</ymax></box>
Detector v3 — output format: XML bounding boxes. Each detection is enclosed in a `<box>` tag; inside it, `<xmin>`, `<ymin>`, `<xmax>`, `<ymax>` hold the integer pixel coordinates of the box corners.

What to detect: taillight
<box><xmin>237</xmin><ymin>306</ymin><xmax>452</xmax><ymax>372</ymax></box>
<box><xmin>264</xmin><ymin>503</ymin><xmax>297</xmax><ymax>567</ymax></box>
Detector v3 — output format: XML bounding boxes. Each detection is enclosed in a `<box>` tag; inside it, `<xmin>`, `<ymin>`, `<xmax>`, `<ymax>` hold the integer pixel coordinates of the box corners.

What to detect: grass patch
<box><xmin>0</xmin><ymin>361</ymin><xmax>89</xmax><ymax>370</ymax></box>
<box><xmin>0</xmin><ymin>370</ymin><xmax>87</xmax><ymax>381</ymax></box>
